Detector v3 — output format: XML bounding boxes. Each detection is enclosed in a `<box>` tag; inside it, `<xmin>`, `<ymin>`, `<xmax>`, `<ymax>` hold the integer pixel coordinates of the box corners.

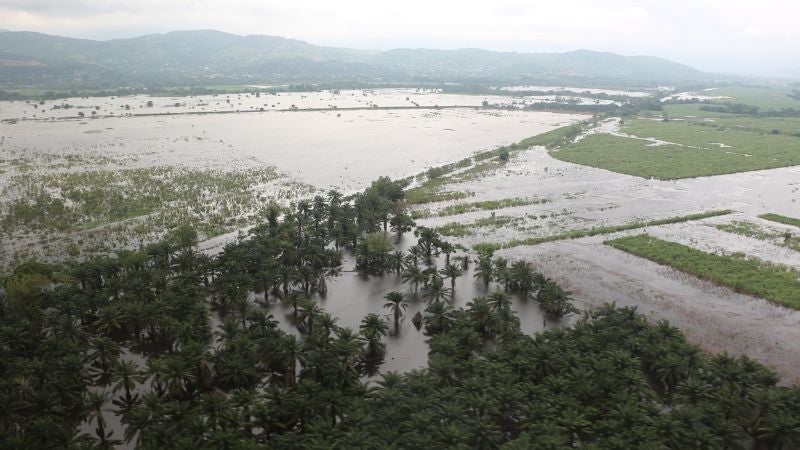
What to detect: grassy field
<box><xmin>710</xmin><ymin>87</ymin><xmax>800</xmax><ymax>111</ymax></box>
<box><xmin>606</xmin><ymin>234</ymin><xmax>800</xmax><ymax>309</ymax></box>
<box><xmin>760</xmin><ymin>213</ymin><xmax>800</xmax><ymax>228</ymax></box>
<box><xmin>661</xmin><ymin>103</ymin><xmax>729</xmax><ymax>117</ymax></box>
<box><xmin>693</xmin><ymin>116</ymin><xmax>800</xmax><ymax>136</ymax></box>
<box><xmin>716</xmin><ymin>220</ymin><xmax>800</xmax><ymax>252</ymax></box>
<box><xmin>550</xmin><ymin>119</ymin><xmax>800</xmax><ymax>179</ymax></box>
<box><xmin>472</xmin><ymin>210</ymin><xmax>731</xmax><ymax>253</ymax></box>
<box><xmin>437</xmin><ymin>215</ymin><xmax>523</xmax><ymax>237</ymax></box>
<box><xmin>413</xmin><ymin>197</ymin><xmax>549</xmax><ymax>218</ymax></box>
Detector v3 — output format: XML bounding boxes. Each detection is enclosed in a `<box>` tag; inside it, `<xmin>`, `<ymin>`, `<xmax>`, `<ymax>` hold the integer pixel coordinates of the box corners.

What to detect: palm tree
<box><xmin>510</xmin><ymin>260</ymin><xmax>536</xmax><ymax>294</ymax></box>
<box><xmin>401</xmin><ymin>266</ymin><xmax>427</xmax><ymax>293</ymax></box>
<box><xmin>493</xmin><ymin>257</ymin><xmax>511</xmax><ymax>291</ymax></box>
<box><xmin>297</xmin><ymin>298</ymin><xmax>323</xmax><ymax>334</ymax></box>
<box><xmin>487</xmin><ymin>291</ymin><xmax>519</xmax><ymax>333</ymax></box>
<box><xmin>466</xmin><ymin>297</ymin><xmax>498</xmax><ymax>337</ymax></box>
<box><xmin>90</xmin><ymin>337</ymin><xmax>121</xmax><ymax>386</ymax></box>
<box><xmin>424</xmin><ymin>300</ymin><xmax>455</xmax><ymax>335</ymax></box>
<box><xmin>359</xmin><ymin>313</ymin><xmax>388</xmax><ymax>356</ymax></box>
<box><xmin>537</xmin><ymin>281</ymin><xmax>578</xmax><ymax>318</ymax></box>
<box><xmin>414</xmin><ymin>227</ymin><xmax>441</xmax><ymax>258</ymax></box>
<box><xmin>110</xmin><ymin>359</ymin><xmax>143</xmax><ymax>414</ymax></box>
<box><xmin>84</xmin><ymin>390</ymin><xmax>119</xmax><ymax>448</ymax></box>
<box><xmin>440</xmin><ymin>241</ymin><xmax>454</xmax><ymax>265</ymax></box>
<box><xmin>387</xmin><ymin>250</ymin><xmax>406</xmax><ymax>275</ymax></box>
<box><xmin>383</xmin><ymin>291</ymin><xmax>408</xmax><ymax>330</ymax></box>
<box><xmin>277</xmin><ymin>335</ymin><xmax>300</xmax><ymax>387</ymax></box>
<box><xmin>389</xmin><ymin>212</ymin><xmax>415</xmax><ymax>237</ymax></box>
<box><xmin>474</xmin><ymin>255</ymin><xmax>494</xmax><ymax>288</ymax></box>
<box><xmin>439</xmin><ymin>263</ymin><xmax>464</xmax><ymax>292</ymax></box>
<box><xmin>422</xmin><ymin>276</ymin><xmax>452</xmax><ymax>304</ymax></box>
<box><xmin>317</xmin><ymin>312</ymin><xmax>340</xmax><ymax>337</ymax></box>
<box><xmin>286</xmin><ymin>291</ymin><xmax>307</xmax><ymax>317</ymax></box>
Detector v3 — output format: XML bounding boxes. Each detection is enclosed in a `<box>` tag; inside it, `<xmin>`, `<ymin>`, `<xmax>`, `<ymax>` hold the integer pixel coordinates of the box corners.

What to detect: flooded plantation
<box><xmin>4</xmin><ymin>88</ymin><xmax>800</xmax><ymax>384</ymax></box>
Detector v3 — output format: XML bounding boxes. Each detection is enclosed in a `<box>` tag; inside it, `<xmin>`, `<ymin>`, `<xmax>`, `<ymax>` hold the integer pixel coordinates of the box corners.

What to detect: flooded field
<box><xmin>0</xmin><ymin>91</ymin><xmax>587</xmax><ymax>265</ymax></box>
<box><xmin>0</xmin><ymin>88</ymin><xmax>614</xmax><ymax>122</ymax></box>
<box><xmin>270</xmin><ymin>243</ymin><xmax>567</xmax><ymax>375</ymax></box>
<box><xmin>497</xmin><ymin>85</ymin><xmax>653</xmax><ymax>97</ymax></box>
<box><xmin>411</xmin><ymin>135</ymin><xmax>800</xmax><ymax>381</ymax></box>
<box><xmin>4</xmin><ymin>87</ymin><xmax>800</xmax><ymax>383</ymax></box>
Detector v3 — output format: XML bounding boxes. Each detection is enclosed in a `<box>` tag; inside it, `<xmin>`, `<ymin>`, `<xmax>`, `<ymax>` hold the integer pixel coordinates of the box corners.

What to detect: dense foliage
<box><xmin>2</xmin><ymin>179</ymin><xmax>799</xmax><ymax>449</ymax></box>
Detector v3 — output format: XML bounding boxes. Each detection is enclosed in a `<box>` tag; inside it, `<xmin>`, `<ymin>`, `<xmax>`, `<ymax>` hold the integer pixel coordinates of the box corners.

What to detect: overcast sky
<box><xmin>1</xmin><ymin>0</ymin><xmax>798</xmax><ymax>76</ymax></box>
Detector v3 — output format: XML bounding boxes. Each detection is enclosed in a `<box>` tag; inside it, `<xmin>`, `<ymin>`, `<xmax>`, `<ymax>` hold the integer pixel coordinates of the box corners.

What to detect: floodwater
<box><xmin>410</xmin><ymin>135</ymin><xmax>800</xmax><ymax>381</ymax></box>
<box><xmin>268</xmin><ymin>240</ymin><xmax>568</xmax><ymax>375</ymax></box>
<box><xmin>497</xmin><ymin>85</ymin><xmax>652</xmax><ymax>97</ymax></box>
<box><xmin>0</xmin><ymin>102</ymin><xmax>587</xmax><ymax>192</ymax></box>
<box><xmin>0</xmin><ymin>88</ymin><xmax>611</xmax><ymax>122</ymax></box>
<box><xmin>502</xmin><ymin>240</ymin><xmax>800</xmax><ymax>384</ymax></box>
<box><xmin>5</xmin><ymin>86</ymin><xmax>800</xmax><ymax>386</ymax></box>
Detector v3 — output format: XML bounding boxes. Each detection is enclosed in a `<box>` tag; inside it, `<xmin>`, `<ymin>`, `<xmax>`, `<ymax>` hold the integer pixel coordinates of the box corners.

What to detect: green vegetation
<box><xmin>552</xmin><ymin>119</ymin><xmax>800</xmax><ymax>179</ymax></box>
<box><xmin>717</xmin><ymin>220</ymin><xmax>800</xmax><ymax>252</ymax></box>
<box><xmin>437</xmin><ymin>215</ymin><xmax>523</xmax><ymax>237</ymax></box>
<box><xmin>404</xmin><ymin>185</ymin><xmax>471</xmax><ymax>205</ymax></box>
<box><xmin>517</xmin><ymin>123</ymin><xmax>583</xmax><ymax>148</ymax></box>
<box><xmin>760</xmin><ymin>213</ymin><xmax>800</xmax><ymax>229</ymax></box>
<box><xmin>607</xmin><ymin>234</ymin><xmax>800</xmax><ymax>309</ymax></box>
<box><xmin>406</xmin><ymin>124</ymin><xmax>584</xmax><ymax>204</ymax></box>
<box><xmin>1</xmin><ymin>167</ymin><xmax>279</xmax><ymax>234</ymax></box>
<box><xmin>473</xmin><ymin>210</ymin><xmax>732</xmax><ymax>252</ymax></box>
<box><xmin>415</xmin><ymin>197</ymin><xmax>549</xmax><ymax>219</ymax></box>
<box><xmin>692</xmin><ymin>115</ymin><xmax>800</xmax><ymax>136</ymax></box>
<box><xmin>711</xmin><ymin>86</ymin><xmax>800</xmax><ymax>111</ymax></box>
<box><xmin>8</xmin><ymin>249</ymin><xmax>794</xmax><ymax>449</ymax></box>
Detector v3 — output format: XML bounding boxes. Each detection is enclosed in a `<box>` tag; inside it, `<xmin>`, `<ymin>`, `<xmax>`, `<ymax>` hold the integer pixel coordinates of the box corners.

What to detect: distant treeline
<box><xmin>699</xmin><ymin>103</ymin><xmax>761</xmax><ymax>115</ymax></box>
<box><xmin>668</xmin><ymin>97</ymin><xmax>800</xmax><ymax>118</ymax></box>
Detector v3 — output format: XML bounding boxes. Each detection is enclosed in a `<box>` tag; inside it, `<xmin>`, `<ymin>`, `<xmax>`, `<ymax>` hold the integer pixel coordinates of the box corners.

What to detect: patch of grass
<box><xmin>716</xmin><ymin>221</ymin><xmax>777</xmax><ymax>241</ymax></box>
<box><xmin>472</xmin><ymin>210</ymin><xmax>732</xmax><ymax>252</ymax></box>
<box><xmin>661</xmin><ymin>103</ymin><xmax>731</xmax><ymax>117</ymax></box>
<box><xmin>435</xmin><ymin>197</ymin><xmax>549</xmax><ymax>217</ymax></box>
<box><xmin>518</xmin><ymin>124</ymin><xmax>583</xmax><ymax>148</ymax></box>
<box><xmin>404</xmin><ymin>185</ymin><xmax>471</xmax><ymax>205</ymax></box>
<box><xmin>437</xmin><ymin>215</ymin><xmax>522</xmax><ymax>237</ymax></box>
<box><xmin>711</xmin><ymin>87</ymin><xmax>800</xmax><ymax>111</ymax></box>
<box><xmin>717</xmin><ymin>220</ymin><xmax>800</xmax><ymax>252</ymax></box>
<box><xmin>606</xmin><ymin>234</ymin><xmax>800</xmax><ymax>309</ymax></box>
<box><xmin>693</xmin><ymin>116</ymin><xmax>800</xmax><ymax>136</ymax></box>
<box><xmin>717</xmin><ymin>220</ymin><xmax>800</xmax><ymax>253</ymax></box>
<box><xmin>760</xmin><ymin>213</ymin><xmax>800</xmax><ymax>228</ymax></box>
<box><xmin>552</xmin><ymin>119</ymin><xmax>800</xmax><ymax>179</ymax></box>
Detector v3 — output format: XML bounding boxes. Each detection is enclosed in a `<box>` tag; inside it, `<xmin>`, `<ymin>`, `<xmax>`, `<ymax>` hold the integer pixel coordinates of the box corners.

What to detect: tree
<box><xmin>110</xmin><ymin>360</ymin><xmax>143</xmax><ymax>414</ymax></box>
<box><xmin>389</xmin><ymin>212</ymin><xmax>415</xmax><ymax>237</ymax></box>
<box><xmin>422</xmin><ymin>275</ymin><xmax>452</xmax><ymax>305</ymax></box>
<box><xmin>84</xmin><ymin>390</ymin><xmax>120</xmax><ymax>447</ymax></box>
<box><xmin>359</xmin><ymin>313</ymin><xmax>388</xmax><ymax>357</ymax></box>
<box><xmin>402</xmin><ymin>265</ymin><xmax>427</xmax><ymax>294</ymax></box>
<box><xmin>414</xmin><ymin>227</ymin><xmax>442</xmax><ymax>259</ymax></box>
<box><xmin>383</xmin><ymin>291</ymin><xmax>408</xmax><ymax>330</ymax></box>
<box><xmin>168</xmin><ymin>223</ymin><xmax>198</xmax><ymax>251</ymax></box>
<box><xmin>440</xmin><ymin>263</ymin><xmax>464</xmax><ymax>292</ymax></box>
<box><xmin>537</xmin><ymin>280</ymin><xmax>578</xmax><ymax>318</ymax></box>
<box><xmin>474</xmin><ymin>255</ymin><xmax>494</xmax><ymax>288</ymax></box>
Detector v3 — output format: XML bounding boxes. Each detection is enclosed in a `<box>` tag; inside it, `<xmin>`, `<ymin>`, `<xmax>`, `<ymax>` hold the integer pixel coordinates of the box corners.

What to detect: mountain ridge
<box><xmin>0</xmin><ymin>29</ymin><xmax>710</xmax><ymax>88</ymax></box>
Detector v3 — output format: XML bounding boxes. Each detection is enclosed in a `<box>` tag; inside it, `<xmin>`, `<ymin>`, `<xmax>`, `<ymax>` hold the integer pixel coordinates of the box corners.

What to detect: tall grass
<box><xmin>606</xmin><ymin>234</ymin><xmax>800</xmax><ymax>309</ymax></box>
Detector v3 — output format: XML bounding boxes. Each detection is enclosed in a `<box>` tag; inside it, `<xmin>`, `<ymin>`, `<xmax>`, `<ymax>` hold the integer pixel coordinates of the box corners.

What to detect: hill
<box><xmin>0</xmin><ymin>29</ymin><xmax>709</xmax><ymax>88</ymax></box>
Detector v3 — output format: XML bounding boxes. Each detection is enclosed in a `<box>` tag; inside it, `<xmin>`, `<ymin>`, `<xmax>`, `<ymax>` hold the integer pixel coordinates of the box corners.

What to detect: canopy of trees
<box><xmin>1</xmin><ymin>177</ymin><xmax>798</xmax><ymax>449</ymax></box>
